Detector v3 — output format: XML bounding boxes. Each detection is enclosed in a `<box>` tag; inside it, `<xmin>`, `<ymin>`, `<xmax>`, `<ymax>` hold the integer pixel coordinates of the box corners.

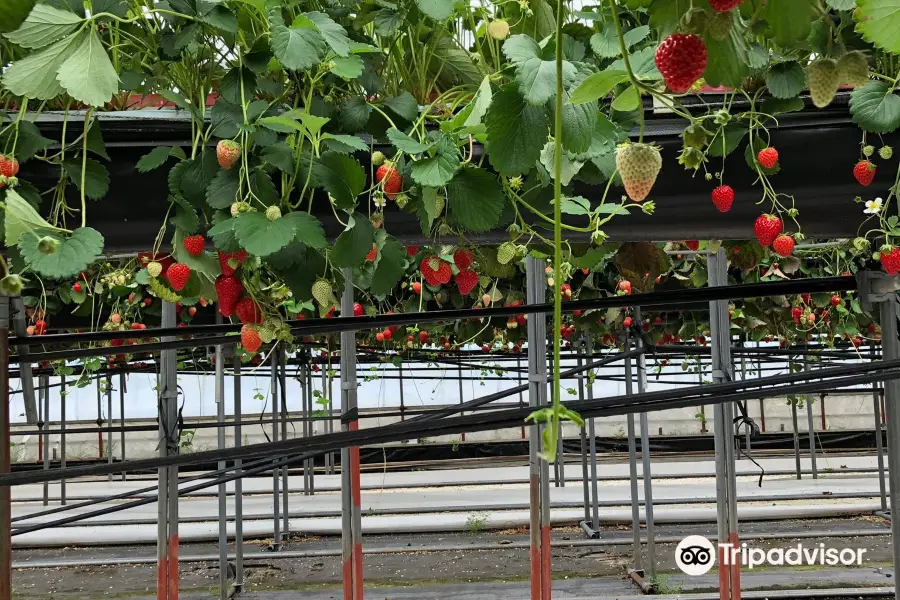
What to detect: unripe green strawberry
<box><xmin>706</xmin><ymin>11</ymin><xmax>732</xmax><ymax>41</ymax></box>
<box><xmin>487</xmin><ymin>19</ymin><xmax>510</xmax><ymax>40</ymax></box>
<box><xmin>836</xmin><ymin>50</ymin><xmax>869</xmax><ymax>87</ymax></box>
<box><xmin>266</xmin><ymin>205</ymin><xmax>282</xmax><ymax>221</ymax></box>
<box><xmin>0</xmin><ymin>274</ymin><xmax>25</xmax><ymax>296</ymax></box>
<box><xmin>231</xmin><ymin>201</ymin><xmax>250</xmax><ymax>217</ymax></box>
<box><xmin>371</xmin><ymin>151</ymin><xmax>385</xmax><ymax>166</ymax></box>
<box><xmin>881</xmin><ymin>146</ymin><xmax>894</xmax><ymax>160</ymax></box>
<box><xmin>37</xmin><ymin>236</ymin><xmax>58</xmax><ymax>255</ymax></box>
<box><xmin>312</xmin><ymin>279</ymin><xmax>334</xmax><ymax>307</ymax></box>
<box><xmin>434</xmin><ymin>195</ymin><xmax>445</xmax><ymax>216</ymax></box>
<box><xmin>147</xmin><ymin>261</ymin><xmax>163</xmax><ymax>278</ymax></box>
<box><xmin>863</xmin><ymin>145</ymin><xmax>875</xmax><ymax>157</ymax></box>
<box><xmin>615</xmin><ymin>142</ymin><xmax>662</xmax><ymax>202</ymax></box>
<box><xmin>257</xmin><ymin>323</ymin><xmax>275</xmax><ymax>343</ymax></box>
<box><xmin>497</xmin><ymin>242</ymin><xmax>517</xmax><ymax>265</ymax></box>
<box><xmin>807</xmin><ymin>58</ymin><xmax>840</xmax><ymax>108</ymax></box>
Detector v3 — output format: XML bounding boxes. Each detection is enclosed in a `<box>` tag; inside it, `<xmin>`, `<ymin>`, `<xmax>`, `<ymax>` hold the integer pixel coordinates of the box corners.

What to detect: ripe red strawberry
<box><xmin>623</xmin><ymin>316</ymin><xmax>633</xmax><ymax>328</ymax></box>
<box><xmin>376</xmin><ymin>163</ymin><xmax>402</xmax><ymax>200</ymax></box>
<box><xmin>757</xmin><ymin>147</ymin><xmax>779</xmax><ymax>169</ymax></box>
<box><xmin>831</xmin><ymin>295</ymin><xmax>842</xmax><ymax>307</ymax></box>
<box><xmin>419</xmin><ymin>331</ymin><xmax>429</xmax><ymax>343</ymax></box>
<box><xmin>406</xmin><ymin>246</ymin><xmax>419</xmax><ymax>257</ymax></box>
<box><xmin>215</xmin><ymin>275</ymin><xmax>245</xmax><ymax>317</ymax></box>
<box><xmin>34</xmin><ymin>319</ymin><xmax>47</xmax><ymax>335</ymax></box>
<box><xmin>791</xmin><ymin>306</ymin><xmax>803</xmax><ymax>323</ymax></box>
<box><xmin>654</xmin><ymin>33</ymin><xmax>708</xmax><ymax>94</ymax></box>
<box><xmin>772</xmin><ymin>234</ymin><xmax>795</xmax><ymax>257</ymax></box>
<box><xmin>853</xmin><ymin>160</ymin><xmax>876</xmax><ymax>186</ymax></box>
<box><xmin>420</xmin><ymin>257</ymin><xmax>452</xmax><ymax>286</ymax></box>
<box><xmin>234</xmin><ymin>297</ymin><xmax>263</xmax><ymax>324</ymax></box>
<box><xmin>709</xmin><ymin>0</ymin><xmax>743</xmax><ymax>11</ymax></box>
<box><xmin>166</xmin><ymin>264</ymin><xmax>191</xmax><ymax>291</ymax></box>
<box><xmin>217</xmin><ymin>250</ymin><xmax>247</xmax><ymax>277</ymax></box>
<box><xmin>412</xmin><ymin>281</ymin><xmax>422</xmax><ymax>294</ymax></box>
<box><xmin>711</xmin><ymin>185</ymin><xmax>735</xmax><ymax>212</ymax></box>
<box><xmin>685</xmin><ymin>240</ymin><xmax>700</xmax><ymax>251</ymax></box>
<box><xmin>73</xmin><ymin>282</ymin><xmax>82</xmax><ymax>293</ymax></box>
<box><xmin>455</xmin><ymin>269</ymin><xmax>479</xmax><ymax>295</ymax></box>
<box><xmin>353</xmin><ymin>302</ymin><xmax>364</xmax><ymax>317</ymax></box>
<box><xmin>183</xmin><ymin>235</ymin><xmax>206</xmax><ymax>256</ymax></box>
<box><xmin>365</xmin><ymin>244</ymin><xmax>378</xmax><ymax>262</ymax></box>
<box><xmin>241</xmin><ymin>324</ymin><xmax>262</xmax><ymax>353</ymax></box>
<box><xmin>216</xmin><ymin>140</ymin><xmax>241</xmax><ymax>170</ymax></box>
<box><xmin>881</xmin><ymin>247</ymin><xmax>900</xmax><ymax>275</ymax></box>
<box><xmin>453</xmin><ymin>248</ymin><xmax>474</xmax><ymax>271</ymax></box>
<box><xmin>0</xmin><ymin>155</ymin><xmax>19</xmax><ymax>178</ymax></box>
<box><xmin>754</xmin><ymin>214</ymin><xmax>783</xmax><ymax>247</ymax></box>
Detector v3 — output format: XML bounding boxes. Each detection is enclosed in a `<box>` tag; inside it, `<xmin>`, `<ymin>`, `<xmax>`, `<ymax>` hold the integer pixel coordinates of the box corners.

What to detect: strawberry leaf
<box><xmin>4</xmin><ymin>188</ymin><xmax>54</xmax><ymax>245</ymax></box>
<box><xmin>63</xmin><ymin>157</ymin><xmax>110</xmax><ymax>200</ymax></box>
<box><xmin>485</xmin><ymin>84</ymin><xmax>549</xmax><ymax>176</ymax></box>
<box><xmin>56</xmin><ymin>29</ymin><xmax>119</xmax><ymax>107</ymax></box>
<box><xmin>19</xmin><ymin>227</ymin><xmax>104</xmax><ymax>279</ymax></box>
<box><xmin>233</xmin><ymin>212</ymin><xmax>296</xmax><ymax>257</ymax></box>
<box><xmin>3</xmin><ymin>3</ymin><xmax>82</xmax><ymax>49</ymax></box>
<box><xmin>765</xmin><ymin>61</ymin><xmax>807</xmax><ymax>99</ymax></box>
<box><xmin>312</xmin><ymin>151</ymin><xmax>366</xmax><ymax>210</ymax></box>
<box><xmin>205</xmin><ymin>167</ymin><xmax>239</xmax><ymax>209</ymax></box>
<box><xmin>172</xmin><ymin>230</ymin><xmax>221</xmax><ymax>277</ymax></box>
<box><xmin>282</xmin><ymin>211</ymin><xmax>327</xmax><ymax>249</ymax></box>
<box><xmin>857</xmin><ymin>0</ymin><xmax>900</xmax><ymax>53</ymax></box>
<box><xmin>269</xmin><ymin>11</ymin><xmax>327</xmax><ymax>72</ymax></box>
<box><xmin>331</xmin><ymin>213</ymin><xmax>375</xmax><ymax>267</ymax></box>
<box><xmin>446</xmin><ymin>168</ymin><xmax>505</xmax><ymax>233</ymax></box>
<box><xmin>850</xmin><ymin>81</ymin><xmax>900</xmax><ymax>133</ymax></box>
<box><xmin>2</xmin><ymin>30</ymin><xmax>84</xmax><ymax>100</ymax></box>
<box><xmin>416</xmin><ymin>0</ymin><xmax>455</xmax><ymax>21</ymax></box>
<box><xmin>370</xmin><ymin>233</ymin><xmax>407</xmax><ymax>296</ymax></box>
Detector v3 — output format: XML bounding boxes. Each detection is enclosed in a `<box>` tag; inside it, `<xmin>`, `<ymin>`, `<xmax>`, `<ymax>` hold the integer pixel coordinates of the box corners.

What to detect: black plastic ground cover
<box><xmin>19</xmin><ymin>98</ymin><xmax>890</xmax><ymax>251</ymax></box>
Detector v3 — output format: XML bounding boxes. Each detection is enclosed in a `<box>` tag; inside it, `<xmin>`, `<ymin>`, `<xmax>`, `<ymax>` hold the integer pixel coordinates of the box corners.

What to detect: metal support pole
<box><xmin>41</xmin><ymin>374</ymin><xmax>49</xmax><ymax>506</ymax></box>
<box><xmin>157</xmin><ymin>300</ymin><xmax>179</xmax><ymax>600</ymax></box>
<box><xmin>525</xmin><ymin>256</ymin><xmax>551</xmax><ymax>600</ymax></box>
<box><xmin>874</xmin><ymin>345</ymin><xmax>888</xmax><ymax>512</ymax></box>
<box><xmin>96</xmin><ymin>378</ymin><xmax>103</xmax><ymax>460</ymax></box>
<box><xmin>709</xmin><ymin>248</ymin><xmax>740</xmax><ymax>600</ymax></box>
<box><xmin>577</xmin><ymin>341</ymin><xmax>590</xmax><ymax>526</ymax></box>
<box><xmin>120</xmin><ymin>373</ymin><xmax>126</xmax><ymax>481</ymax></box>
<box><xmin>877</xmin><ymin>294</ymin><xmax>900</xmax><ymax>600</ymax></box>
<box><xmin>270</xmin><ymin>349</ymin><xmax>282</xmax><ymax>552</ymax></box>
<box><xmin>791</xmin><ymin>394</ymin><xmax>802</xmax><ymax>480</ymax></box>
<box><xmin>339</xmin><ymin>271</ymin><xmax>363</xmax><ymax>600</ymax></box>
<box><xmin>233</xmin><ymin>355</ymin><xmax>244</xmax><ymax>593</ymax></box>
<box><xmin>107</xmin><ymin>375</ymin><xmax>113</xmax><ymax>483</ymax></box>
<box><xmin>457</xmin><ymin>353</ymin><xmax>465</xmax><ymax>443</ymax></box>
<box><xmin>0</xmin><ymin>296</ymin><xmax>11</xmax><ymax>600</ymax></box>
<box><xmin>300</xmin><ymin>357</ymin><xmax>311</xmax><ymax>493</ymax></box>
<box><xmin>11</xmin><ymin>297</ymin><xmax>36</xmax><ymax>424</ymax></box>
<box><xmin>554</xmin><ymin>349</ymin><xmax>564</xmax><ymax>488</ymax></box>
<box><xmin>624</xmin><ymin>332</ymin><xmax>641</xmax><ymax>573</ymax></box>
<box><xmin>398</xmin><ymin>361</ymin><xmax>406</xmax><ymax>421</ymax></box>
<box><xmin>279</xmin><ymin>350</ymin><xmax>289</xmax><ymax>541</ymax></box>
<box><xmin>585</xmin><ymin>337</ymin><xmax>600</xmax><ymax>534</ymax></box>
<box><xmin>804</xmin><ymin>360</ymin><xmax>817</xmax><ymax>479</ymax></box>
<box><xmin>634</xmin><ymin>308</ymin><xmax>655</xmax><ymax>579</ymax></box>
<box><xmin>60</xmin><ymin>376</ymin><xmax>66</xmax><ymax>505</ymax></box>
<box><xmin>215</xmin><ymin>322</ymin><xmax>228</xmax><ymax>600</ymax></box>
<box><xmin>517</xmin><ymin>357</ymin><xmax>526</xmax><ymax>440</ymax></box>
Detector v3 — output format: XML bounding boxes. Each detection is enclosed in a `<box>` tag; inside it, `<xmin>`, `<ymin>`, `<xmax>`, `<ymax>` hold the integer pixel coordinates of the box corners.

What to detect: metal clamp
<box><xmin>858</xmin><ymin>270</ymin><xmax>900</xmax><ymax>311</ymax></box>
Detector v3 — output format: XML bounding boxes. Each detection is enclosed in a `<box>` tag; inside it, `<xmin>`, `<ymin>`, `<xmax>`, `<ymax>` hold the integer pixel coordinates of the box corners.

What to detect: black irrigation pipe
<box><xmin>1</xmin><ymin>349</ymin><xmax>893</xmax><ymax>489</ymax></box>
<box><xmin>9</xmin><ymin>276</ymin><xmax>857</xmax><ymax>357</ymax></box>
<box><xmin>11</xmin><ymin>365</ymin><xmax>898</xmax><ymax>536</ymax></box>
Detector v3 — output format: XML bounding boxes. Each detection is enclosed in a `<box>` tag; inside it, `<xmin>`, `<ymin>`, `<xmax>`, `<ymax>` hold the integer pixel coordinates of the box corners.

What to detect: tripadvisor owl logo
<box><xmin>675</xmin><ymin>536</ymin><xmax>716</xmax><ymax>576</ymax></box>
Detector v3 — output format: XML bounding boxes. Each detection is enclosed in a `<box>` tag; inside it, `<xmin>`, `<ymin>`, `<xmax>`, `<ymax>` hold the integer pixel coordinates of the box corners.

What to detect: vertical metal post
<box><xmin>270</xmin><ymin>349</ymin><xmax>282</xmax><ymax>551</ymax></box>
<box><xmin>233</xmin><ymin>355</ymin><xmax>244</xmax><ymax>593</ymax></box>
<box><xmin>60</xmin><ymin>376</ymin><xmax>66</xmax><ymax>505</ymax></box>
<box><xmin>874</xmin><ymin>346</ymin><xmax>888</xmax><ymax>511</ymax></box>
<box><xmin>554</xmin><ymin>349</ymin><xmax>564</xmax><ymax>488</ymax></box>
<box><xmin>120</xmin><ymin>373</ymin><xmax>126</xmax><ymax>481</ymax></box>
<box><xmin>41</xmin><ymin>374</ymin><xmax>49</xmax><ymax>506</ymax></box>
<box><xmin>96</xmin><ymin>378</ymin><xmax>103</xmax><ymax>460</ymax></box>
<box><xmin>398</xmin><ymin>361</ymin><xmax>406</xmax><ymax>421</ymax></box>
<box><xmin>300</xmin><ymin>356</ymin><xmax>311</xmax><ymax>493</ymax></box>
<box><xmin>709</xmin><ymin>248</ymin><xmax>740</xmax><ymax>600</ymax></box>
<box><xmin>457</xmin><ymin>353</ymin><xmax>465</xmax><ymax>443</ymax></box>
<box><xmin>791</xmin><ymin>394</ymin><xmax>802</xmax><ymax>480</ymax></box>
<box><xmin>157</xmin><ymin>300</ymin><xmax>179</xmax><ymax>600</ymax></box>
<box><xmin>107</xmin><ymin>375</ymin><xmax>113</xmax><ymax>483</ymax></box>
<box><xmin>0</xmin><ymin>296</ymin><xmax>11</xmax><ymax>600</ymax></box>
<box><xmin>525</xmin><ymin>256</ymin><xmax>551</xmax><ymax>600</ymax></box>
<box><xmin>280</xmin><ymin>350</ymin><xmax>289</xmax><ymax>541</ymax></box>
<box><xmin>11</xmin><ymin>297</ymin><xmax>36</xmax><ymax>424</ymax></box>
<box><xmin>624</xmin><ymin>331</ymin><xmax>642</xmax><ymax>573</ymax></box>
<box><xmin>577</xmin><ymin>340</ymin><xmax>590</xmax><ymax>526</ymax></box>
<box><xmin>517</xmin><ymin>357</ymin><xmax>526</xmax><ymax>440</ymax></box>
<box><xmin>634</xmin><ymin>308</ymin><xmax>655</xmax><ymax>579</ymax></box>
<box><xmin>339</xmin><ymin>271</ymin><xmax>363</xmax><ymax>600</ymax></box>
<box><xmin>804</xmin><ymin>359</ymin><xmax>817</xmax><ymax>479</ymax></box>
<box><xmin>215</xmin><ymin>322</ymin><xmax>228</xmax><ymax>600</ymax></box>
<box><xmin>878</xmin><ymin>294</ymin><xmax>900</xmax><ymax>600</ymax></box>
<box><xmin>585</xmin><ymin>337</ymin><xmax>600</xmax><ymax>533</ymax></box>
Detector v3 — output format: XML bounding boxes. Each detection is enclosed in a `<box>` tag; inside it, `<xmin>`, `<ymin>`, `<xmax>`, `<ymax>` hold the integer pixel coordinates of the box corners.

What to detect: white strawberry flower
<box><xmin>864</xmin><ymin>197</ymin><xmax>883</xmax><ymax>214</ymax></box>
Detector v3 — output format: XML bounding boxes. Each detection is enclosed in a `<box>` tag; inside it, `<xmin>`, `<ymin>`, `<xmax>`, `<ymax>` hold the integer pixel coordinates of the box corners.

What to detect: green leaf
<box><xmin>517</xmin><ymin>57</ymin><xmax>575</xmax><ymax>105</ymax></box>
<box><xmin>4</xmin><ymin>3</ymin><xmax>82</xmax><ymax>49</ymax></box>
<box><xmin>339</xmin><ymin>96</ymin><xmax>372</xmax><ymax>132</ymax></box>
<box><xmin>331</xmin><ymin>213</ymin><xmax>375</xmax><ymax>267</ymax></box>
<box><xmin>411</xmin><ymin>145</ymin><xmax>460</xmax><ymax>186</ymax></box>
<box><xmin>589</xmin><ymin>24</ymin><xmax>620</xmax><ymax>58</ymax></box>
<box><xmin>2</xmin><ymin>30</ymin><xmax>83</xmax><ymax>100</ymax></box>
<box><xmin>502</xmin><ymin>34</ymin><xmax>541</xmax><ymax>64</ymax></box>
<box><xmin>611</xmin><ymin>85</ymin><xmax>640</xmax><ymax>111</ymax></box>
<box><xmin>485</xmin><ymin>85</ymin><xmax>550</xmax><ymax>176</ymax></box>
<box><xmin>850</xmin><ymin>80</ymin><xmax>900</xmax><ymax>133</ymax></box>
<box><xmin>259</xmin><ymin>115</ymin><xmax>306</xmax><ymax>133</ymax></box>
<box><xmin>761</xmin><ymin>96</ymin><xmax>805</xmax><ymax>116</ymax></box>
<box><xmin>206</xmin><ymin>167</ymin><xmax>239</xmax><ymax>209</ymax></box>
<box><xmin>180</xmin><ymin>153</ymin><xmax>219</xmax><ymax>207</ymax></box>
<box><xmin>83</xmin><ymin>122</ymin><xmax>108</xmax><ymax>160</ymax></box>
<box><xmin>759</xmin><ymin>0</ymin><xmax>815</xmax><ymax>47</ymax></box>
<box><xmin>446</xmin><ymin>168</ymin><xmax>505</xmax><ymax>233</ymax></box>
<box><xmin>171</xmin><ymin>197</ymin><xmax>200</xmax><ymax>233</ymax></box>
<box><xmin>370</xmin><ymin>234</ymin><xmax>407</xmax><ymax>296</ymax></box>
<box><xmin>137</xmin><ymin>146</ymin><xmax>178</xmax><ymax>173</ymax></box>
<box><xmin>566</xmin><ymin>113</ymin><xmax>623</xmax><ymax>161</ymax></box>
<box><xmin>539</xmin><ymin>142</ymin><xmax>583</xmax><ymax>185</ymax></box>
<box><xmin>2</xmin><ymin>120</ymin><xmax>52</xmax><ymax>162</ymax></box>
<box><xmin>383</xmin><ymin>92</ymin><xmax>418</xmax><ymax>121</ymax></box>
<box><xmin>560</xmin><ymin>93</ymin><xmax>598</xmax><ymax>154</ymax></box>
<box><xmin>330</xmin><ymin>55</ymin><xmax>364</xmax><ymax>80</ymax></box>
<box><xmin>387</xmin><ymin>127</ymin><xmax>435</xmax><ymax>154</ymax></box>
<box><xmin>312</xmin><ymin>152</ymin><xmax>366</xmax><ymax>210</ymax></box>
<box><xmin>285</xmin><ymin>109</ymin><xmax>330</xmax><ymax>135</ymax></box>
<box><xmin>233</xmin><ymin>211</ymin><xmax>296</xmax><ymax>256</ymax></box>
<box><xmin>306</xmin><ymin>11</ymin><xmax>351</xmax><ymax>57</ymax></box>
<box><xmin>19</xmin><ymin>227</ymin><xmax>103</xmax><ymax>279</ymax></box>
<box><xmin>172</xmin><ymin>229</ymin><xmax>221</xmax><ymax>277</ymax></box>
<box><xmin>607</xmin><ymin>47</ymin><xmax>661</xmax><ymax>80</ymax></box>
<box><xmin>202</xmin><ymin>5</ymin><xmax>238</xmax><ymax>33</ymax></box>
<box><xmin>249</xmin><ymin>170</ymin><xmax>279</xmax><ymax>206</ymax></box>
<box><xmin>56</xmin><ymin>29</ymin><xmax>119</xmax><ymax>107</ymax></box>
<box><xmin>322</xmin><ymin>133</ymin><xmax>368</xmax><ymax>153</ymax></box>
<box><xmin>64</xmin><ymin>157</ymin><xmax>109</xmax><ymax>199</ymax></box>
<box><xmin>420</xmin><ymin>187</ymin><xmax>440</xmax><ymax>233</ymax></box>
<box><xmin>827</xmin><ymin>0</ymin><xmax>856</xmax><ymax>9</ymax></box>
<box><xmin>857</xmin><ymin>0</ymin><xmax>900</xmax><ymax>53</ymax></box>
<box><xmin>707</xmin><ymin>123</ymin><xmax>747</xmax><ymax>157</ymax></box>
<box><xmin>416</xmin><ymin>0</ymin><xmax>455</xmax><ymax>20</ymax></box>
<box><xmin>464</xmin><ymin>76</ymin><xmax>493</xmax><ymax>127</ymax></box>
<box><xmin>282</xmin><ymin>211</ymin><xmax>327</xmax><ymax>249</ymax></box>
<box><xmin>207</xmin><ymin>218</ymin><xmax>239</xmax><ymax>251</ymax></box>
<box><xmin>269</xmin><ymin>11</ymin><xmax>326</xmax><ymax>72</ymax></box>
<box><xmin>559</xmin><ymin>195</ymin><xmax>591</xmax><ymax>216</ymax></box>
<box><xmin>702</xmin><ymin>14</ymin><xmax>750</xmax><ymax>88</ymax></box>
<box><xmin>568</xmin><ymin>69</ymin><xmax>628</xmax><ymax>105</ymax></box>
<box><xmin>4</xmin><ymin>188</ymin><xmax>55</xmax><ymax>245</ymax></box>
<box><xmin>261</xmin><ymin>141</ymin><xmax>294</xmax><ymax>172</ymax></box>
<box><xmin>373</xmin><ymin>9</ymin><xmax>401</xmax><ymax>36</ymax></box>
<box><xmin>220</xmin><ymin>66</ymin><xmax>256</xmax><ymax>105</ymax></box>
<box><xmin>765</xmin><ymin>61</ymin><xmax>807</xmax><ymax>99</ymax></box>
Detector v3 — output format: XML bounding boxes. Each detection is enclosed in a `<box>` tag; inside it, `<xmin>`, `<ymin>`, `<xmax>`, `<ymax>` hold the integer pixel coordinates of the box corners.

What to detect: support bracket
<box><xmin>858</xmin><ymin>270</ymin><xmax>900</xmax><ymax>311</ymax></box>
